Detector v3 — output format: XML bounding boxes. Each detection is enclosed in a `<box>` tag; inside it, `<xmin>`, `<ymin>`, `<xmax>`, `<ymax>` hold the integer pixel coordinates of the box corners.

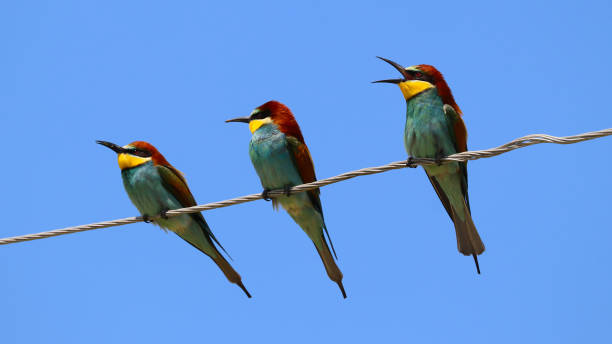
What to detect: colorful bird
<box><xmin>96</xmin><ymin>140</ymin><xmax>251</xmax><ymax>297</ymax></box>
<box><xmin>226</xmin><ymin>101</ymin><xmax>346</xmax><ymax>298</ymax></box>
<box><xmin>374</xmin><ymin>57</ymin><xmax>485</xmax><ymax>273</ymax></box>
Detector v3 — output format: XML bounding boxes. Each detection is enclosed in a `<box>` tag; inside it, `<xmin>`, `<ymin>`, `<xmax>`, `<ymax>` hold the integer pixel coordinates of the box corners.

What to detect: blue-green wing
<box><xmin>155</xmin><ymin>164</ymin><xmax>229</xmax><ymax>256</ymax></box>
<box><xmin>443</xmin><ymin>104</ymin><xmax>470</xmax><ymax>211</ymax></box>
<box><xmin>285</xmin><ymin>136</ymin><xmax>339</xmax><ymax>258</ymax></box>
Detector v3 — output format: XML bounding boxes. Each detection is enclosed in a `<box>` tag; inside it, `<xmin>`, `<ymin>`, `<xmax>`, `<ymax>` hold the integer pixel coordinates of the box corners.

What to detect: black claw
<box><xmin>283</xmin><ymin>185</ymin><xmax>292</xmax><ymax>197</ymax></box>
<box><xmin>434</xmin><ymin>154</ymin><xmax>444</xmax><ymax>166</ymax></box>
<box><xmin>142</xmin><ymin>214</ymin><xmax>152</xmax><ymax>223</ymax></box>
<box><xmin>406</xmin><ymin>157</ymin><xmax>418</xmax><ymax>168</ymax></box>
<box><xmin>262</xmin><ymin>189</ymin><xmax>271</xmax><ymax>201</ymax></box>
<box><xmin>434</xmin><ymin>151</ymin><xmax>445</xmax><ymax>166</ymax></box>
<box><xmin>159</xmin><ymin>209</ymin><xmax>169</xmax><ymax>220</ymax></box>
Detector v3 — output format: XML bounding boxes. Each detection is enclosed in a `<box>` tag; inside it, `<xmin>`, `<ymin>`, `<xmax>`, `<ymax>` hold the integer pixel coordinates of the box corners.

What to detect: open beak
<box><xmin>225</xmin><ymin>116</ymin><xmax>251</xmax><ymax>124</ymax></box>
<box><xmin>96</xmin><ymin>140</ymin><xmax>126</xmax><ymax>154</ymax></box>
<box><xmin>372</xmin><ymin>56</ymin><xmax>410</xmax><ymax>84</ymax></box>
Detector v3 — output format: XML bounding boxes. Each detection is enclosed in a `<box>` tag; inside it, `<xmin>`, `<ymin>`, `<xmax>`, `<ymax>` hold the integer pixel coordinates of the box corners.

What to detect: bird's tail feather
<box><xmin>427</xmin><ymin>171</ymin><xmax>485</xmax><ymax>273</ymax></box>
<box><xmin>212</xmin><ymin>254</ymin><xmax>252</xmax><ymax>298</ymax></box>
<box><xmin>452</xmin><ymin>202</ymin><xmax>485</xmax><ymax>274</ymax></box>
<box><xmin>178</xmin><ymin>225</ymin><xmax>250</xmax><ymax>297</ymax></box>
<box><xmin>313</xmin><ymin>236</ymin><xmax>346</xmax><ymax>298</ymax></box>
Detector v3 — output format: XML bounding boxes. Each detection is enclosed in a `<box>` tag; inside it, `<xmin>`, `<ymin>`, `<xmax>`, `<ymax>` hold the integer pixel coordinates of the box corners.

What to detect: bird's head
<box><xmin>226</xmin><ymin>100</ymin><xmax>305</xmax><ymax>142</ymax></box>
<box><xmin>374</xmin><ymin>57</ymin><xmax>461</xmax><ymax>114</ymax></box>
<box><xmin>96</xmin><ymin>140</ymin><xmax>169</xmax><ymax>170</ymax></box>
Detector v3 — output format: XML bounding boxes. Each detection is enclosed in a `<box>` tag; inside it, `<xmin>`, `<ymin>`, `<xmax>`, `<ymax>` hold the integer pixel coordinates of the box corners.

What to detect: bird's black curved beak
<box><xmin>225</xmin><ymin>116</ymin><xmax>251</xmax><ymax>124</ymax></box>
<box><xmin>96</xmin><ymin>140</ymin><xmax>126</xmax><ymax>154</ymax></box>
<box><xmin>373</xmin><ymin>56</ymin><xmax>410</xmax><ymax>84</ymax></box>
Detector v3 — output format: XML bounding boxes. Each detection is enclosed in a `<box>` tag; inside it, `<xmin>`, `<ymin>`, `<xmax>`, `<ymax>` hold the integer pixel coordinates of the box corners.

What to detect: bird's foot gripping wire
<box><xmin>283</xmin><ymin>185</ymin><xmax>292</xmax><ymax>197</ymax></box>
<box><xmin>406</xmin><ymin>157</ymin><xmax>418</xmax><ymax>168</ymax></box>
<box><xmin>159</xmin><ymin>209</ymin><xmax>169</xmax><ymax>220</ymax></box>
<box><xmin>142</xmin><ymin>214</ymin><xmax>153</xmax><ymax>223</ymax></box>
<box><xmin>261</xmin><ymin>189</ymin><xmax>272</xmax><ymax>201</ymax></box>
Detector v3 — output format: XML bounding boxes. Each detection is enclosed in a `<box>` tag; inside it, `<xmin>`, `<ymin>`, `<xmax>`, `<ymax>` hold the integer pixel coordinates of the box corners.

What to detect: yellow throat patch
<box><xmin>118</xmin><ymin>153</ymin><xmax>151</xmax><ymax>170</ymax></box>
<box><xmin>249</xmin><ymin>117</ymin><xmax>273</xmax><ymax>134</ymax></box>
<box><xmin>398</xmin><ymin>80</ymin><xmax>434</xmax><ymax>100</ymax></box>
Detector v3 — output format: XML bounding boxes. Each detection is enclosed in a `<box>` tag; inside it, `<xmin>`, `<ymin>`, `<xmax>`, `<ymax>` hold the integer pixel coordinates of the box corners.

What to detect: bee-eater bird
<box><xmin>96</xmin><ymin>140</ymin><xmax>251</xmax><ymax>297</ymax></box>
<box><xmin>374</xmin><ymin>57</ymin><xmax>485</xmax><ymax>274</ymax></box>
<box><xmin>226</xmin><ymin>101</ymin><xmax>346</xmax><ymax>298</ymax></box>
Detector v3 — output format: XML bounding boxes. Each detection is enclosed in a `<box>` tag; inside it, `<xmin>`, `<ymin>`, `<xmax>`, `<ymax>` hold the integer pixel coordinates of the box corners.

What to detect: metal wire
<box><xmin>1</xmin><ymin>127</ymin><xmax>611</xmax><ymax>246</ymax></box>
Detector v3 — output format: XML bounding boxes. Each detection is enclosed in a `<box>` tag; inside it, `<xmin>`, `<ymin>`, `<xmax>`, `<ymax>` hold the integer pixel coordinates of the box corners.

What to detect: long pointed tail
<box><xmin>452</xmin><ymin>203</ymin><xmax>485</xmax><ymax>274</ymax></box>
<box><xmin>212</xmin><ymin>254</ymin><xmax>252</xmax><ymax>298</ymax></box>
<box><xmin>426</xmin><ymin>171</ymin><xmax>484</xmax><ymax>274</ymax></box>
<box><xmin>313</xmin><ymin>236</ymin><xmax>346</xmax><ymax>298</ymax></box>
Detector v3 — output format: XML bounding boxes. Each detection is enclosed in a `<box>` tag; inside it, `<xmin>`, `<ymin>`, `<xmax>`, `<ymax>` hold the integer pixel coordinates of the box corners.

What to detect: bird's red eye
<box><xmin>414</xmin><ymin>72</ymin><xmax>423</xmax><ymax>78</ymax></box>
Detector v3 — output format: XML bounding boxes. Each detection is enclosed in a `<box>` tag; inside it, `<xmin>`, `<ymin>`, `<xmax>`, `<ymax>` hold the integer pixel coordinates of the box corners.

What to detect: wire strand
<box><xmin>1</xmin><ymin>127</ymin><xmax>611</xmax><ymax>246</ymax></box>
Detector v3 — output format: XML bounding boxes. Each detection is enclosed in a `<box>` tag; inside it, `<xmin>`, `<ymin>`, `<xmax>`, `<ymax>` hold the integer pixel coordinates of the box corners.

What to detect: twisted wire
<box><xmin>1</xmin><ymin>127</ymin><xmax>610</xmax><ymax>246</ymax></box>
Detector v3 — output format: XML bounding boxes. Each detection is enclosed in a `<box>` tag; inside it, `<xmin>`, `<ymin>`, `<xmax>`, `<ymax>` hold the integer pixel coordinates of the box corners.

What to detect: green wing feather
<box><xmin>285</xmin><ymin>136</ymin><xmax>337</xmax><ymax>258</ymax></box>
<box><xmin>443</xmin><ymin>104</ymin><xmax>470</xmax><ymax>211</ymax></box>
<box><xmin>285</xmin><ymin>136</ymin><xmax>322</xmax><ymax>212</ymax></box>
<box><xmin>155</xmin><ymin>164</ymin><xmax>231</xmax><ymax>257</ymax></box>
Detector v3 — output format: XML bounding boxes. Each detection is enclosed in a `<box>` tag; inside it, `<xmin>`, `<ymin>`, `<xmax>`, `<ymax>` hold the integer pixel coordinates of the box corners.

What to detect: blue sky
<box><xmin>2</xmin><ymin>1</ymin><xmax>612</xmax><ymax>343</ymax></box>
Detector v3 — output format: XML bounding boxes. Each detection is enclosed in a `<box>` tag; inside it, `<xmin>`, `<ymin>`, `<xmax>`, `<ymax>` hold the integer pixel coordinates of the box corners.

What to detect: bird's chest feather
<box><xmin>249</xmin><ymin>125</ymin><xmax>303</xmax><ymax>189</ymax></box>
<box><xmin>121</xmin><ymin>163</ymin><xmax>190</xmax><ymax>231</ymax></box>
<box><xmin>404</xmin><ymin>89</ymin><xmax>455</xmax><ymax>159</ymax></box>
<box><xmin>248</xmin><ymin>125</ymin><xmax>323</xmax><ymax>230</ymax></box>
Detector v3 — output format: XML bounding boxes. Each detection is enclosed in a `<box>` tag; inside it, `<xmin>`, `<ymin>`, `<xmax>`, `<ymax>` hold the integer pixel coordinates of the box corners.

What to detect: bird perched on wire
<box><xmin>226</xmin><ymin>101</ymin><xmax>346</xmax><ymax>298</ymax></box>
<box><xmin>374</xmin><ymin>57</ymin><xmax>485</xmax><ymax>273</ymax></box>
<box><xmin>96</xmin><ymin>140</ymin><xmax>251</xmax><ymax>297</ymax></box>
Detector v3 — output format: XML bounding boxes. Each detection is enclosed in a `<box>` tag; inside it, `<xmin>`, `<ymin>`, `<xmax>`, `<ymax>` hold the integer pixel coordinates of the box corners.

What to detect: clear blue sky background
<box><xmin>2</xmin><ymin>1</ymin><xmax>611</xmax><ymax>343</ymax></box>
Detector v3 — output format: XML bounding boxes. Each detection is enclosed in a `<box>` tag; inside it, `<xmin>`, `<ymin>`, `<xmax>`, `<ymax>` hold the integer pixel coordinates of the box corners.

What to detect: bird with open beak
<box><xmin>374</xmin><ymin>57</ymin><xmax>485</xmax><ymax>274</ymax></box>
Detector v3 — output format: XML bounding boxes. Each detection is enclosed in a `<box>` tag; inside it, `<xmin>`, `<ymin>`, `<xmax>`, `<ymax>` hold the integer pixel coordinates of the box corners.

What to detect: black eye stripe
<box><xmin>130</xmin><ymin>149</ymin><xmax>152</xmax><ymax>157</ymax></box>
<box><xmin>410</xmin><ymin>70</ymin><xmax>433</xmax><ymax>83</ymax></box>
<box><xmin>250</xmin><ymin>109</ymin><xmax>270</xmax><ymax>120</ymax></box>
